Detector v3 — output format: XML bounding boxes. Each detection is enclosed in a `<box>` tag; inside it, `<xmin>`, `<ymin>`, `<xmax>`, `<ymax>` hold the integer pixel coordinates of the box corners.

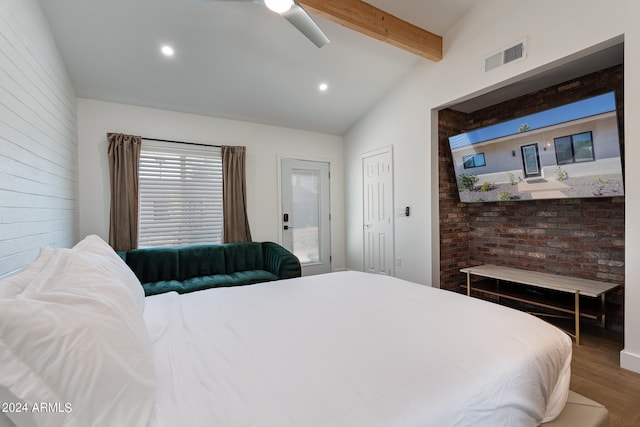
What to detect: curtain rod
<box><xmin>142</xmin><ymin>137</ymin><xmax>221</xmax><ymax>148</ymax></box>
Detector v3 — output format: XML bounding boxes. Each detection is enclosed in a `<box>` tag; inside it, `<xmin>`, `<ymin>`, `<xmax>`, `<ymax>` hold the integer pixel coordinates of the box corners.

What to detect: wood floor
<box><xmin>570</xmin><ymin>326</ymin><xmax>640</xmax><ymax>427</ymax></box>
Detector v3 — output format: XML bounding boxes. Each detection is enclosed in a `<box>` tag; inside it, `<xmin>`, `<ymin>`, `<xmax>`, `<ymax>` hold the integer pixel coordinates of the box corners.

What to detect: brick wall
<box><xmin>438</xmin><ymin>65</ymin><xmax>625</xmax><ymax>331</ymax></box>
<box><xmin>439</xmin><ymin>109</ymin><xmax>469</xmax><ymax>290</ymax></box>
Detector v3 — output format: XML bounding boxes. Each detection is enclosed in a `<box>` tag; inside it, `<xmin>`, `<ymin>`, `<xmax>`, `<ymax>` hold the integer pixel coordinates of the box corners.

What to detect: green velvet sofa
<box><xmin>119</xmin><ymin>241</ymin><xmax>301</xmax><ymax>296</ymax></box>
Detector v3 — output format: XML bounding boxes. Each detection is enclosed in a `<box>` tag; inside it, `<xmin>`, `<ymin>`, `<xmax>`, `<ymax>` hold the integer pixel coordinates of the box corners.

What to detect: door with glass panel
<box><xmin>521</xmin><ymin>143</ymin><xmax>541</xmax><ymax>178</ymax></box>
<box><xmin>281</xmin><ymin>159</ymin><xmax>331</xmax><ymax>275</ymax></box>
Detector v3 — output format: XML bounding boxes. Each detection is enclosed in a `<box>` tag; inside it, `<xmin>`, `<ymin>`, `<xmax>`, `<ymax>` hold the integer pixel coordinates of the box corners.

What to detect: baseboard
<box><xmin>620</xmin><ymin>348</ymin><xmax>640</xmax><ymax>374</ymax></box>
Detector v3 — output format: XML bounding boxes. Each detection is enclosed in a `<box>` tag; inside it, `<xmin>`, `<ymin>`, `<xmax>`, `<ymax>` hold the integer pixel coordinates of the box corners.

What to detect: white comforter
<box><xmin>144</xmin><ymin>271</ymin><xmax>572</xmax><ymax>427</ymax></box>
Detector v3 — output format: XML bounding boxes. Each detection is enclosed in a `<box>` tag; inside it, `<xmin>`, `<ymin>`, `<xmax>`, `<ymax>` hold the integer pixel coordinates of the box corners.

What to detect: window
<box><xmin>463</xmin><ymin>153</ymin><xmax>486</xmax><ymax>169</ymax></box>
<box><xmin>554</xmin><ymin>131</ymin><xmax>594</xmax><ymax>165</ymax></box>
<box><xmin>138</xmin><ymin>140</ymin><xmax>223</xmax><ymax>248</ymax></box>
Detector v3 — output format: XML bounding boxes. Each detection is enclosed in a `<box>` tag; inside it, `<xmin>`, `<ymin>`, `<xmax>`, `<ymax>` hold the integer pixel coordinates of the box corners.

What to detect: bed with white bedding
<box><xmin>0</xmin><ymin>236</ymin><xmax>572</xmax><ymax>427</ymax></box>
<box><xmin>145</xmin><ymin>270</ymin><xmax>572</xmax><ymax>427</ymax></box>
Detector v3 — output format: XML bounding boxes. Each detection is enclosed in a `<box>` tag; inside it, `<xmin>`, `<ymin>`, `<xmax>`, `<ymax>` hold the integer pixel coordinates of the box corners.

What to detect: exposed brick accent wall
<box><xmin>438</xmin><ymin>65</ymin><xmax>625</xmax><ymax>331</ymax></box>
<box><xmin>439</xmin><ymin>109</ymin><xmax>469</xmax><ymax>290</ymax></box>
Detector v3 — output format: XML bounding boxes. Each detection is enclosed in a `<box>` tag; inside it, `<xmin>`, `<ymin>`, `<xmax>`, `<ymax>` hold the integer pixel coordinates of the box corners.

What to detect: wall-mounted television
<box><xmin>448</xmin><ymin>92</ymin><xmax>624</xmax><ymax>203</ymax></box>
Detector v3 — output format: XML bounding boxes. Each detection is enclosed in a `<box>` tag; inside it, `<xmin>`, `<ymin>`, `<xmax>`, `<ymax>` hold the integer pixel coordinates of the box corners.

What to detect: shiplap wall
<box><xmin>0</xmin><ymin>0</ymin><xmax>78</xmax><ymax>276</ymax></box>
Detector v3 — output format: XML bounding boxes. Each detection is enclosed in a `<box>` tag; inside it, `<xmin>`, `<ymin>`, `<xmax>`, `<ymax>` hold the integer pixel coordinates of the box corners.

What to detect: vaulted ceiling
<box><xmin>39</xmin><ymin>0</ymin><xmax>476</xmax><ymax>135</ymax></box>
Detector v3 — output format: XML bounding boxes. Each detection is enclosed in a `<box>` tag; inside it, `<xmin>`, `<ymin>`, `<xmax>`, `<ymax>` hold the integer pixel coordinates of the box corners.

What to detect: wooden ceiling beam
<box><xmin>298</xmin><ymin>0</ymin><xmax>442</xmax><ymax>61</ymax></box>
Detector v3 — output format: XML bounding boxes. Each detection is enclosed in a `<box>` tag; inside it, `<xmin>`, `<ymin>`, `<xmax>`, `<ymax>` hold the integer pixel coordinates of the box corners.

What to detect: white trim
<box><xmin>277</xmin><ymin>155</ymin><xmax>333</xmax><ymax>275</ymax></box>
<box><xmin>361</xmin><ymin>145</ymin><xmax>394</xmax><ymax>159</ymax></box>
<box><xmin>430</xmin><ymin>108</ymin><xmax>441</xmax><ymax>288</ymax></box>
<box><xmin>620</xmin><ymin>349</ymin><xmax>640</xmax><ymax>374</ymax></box>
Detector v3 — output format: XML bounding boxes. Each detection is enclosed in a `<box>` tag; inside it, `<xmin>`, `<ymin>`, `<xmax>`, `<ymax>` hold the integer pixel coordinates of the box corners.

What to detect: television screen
<box><xmin>448</xmin><ymin>92</ymin><xmax>624</xmax><ymax>203</ymax></box>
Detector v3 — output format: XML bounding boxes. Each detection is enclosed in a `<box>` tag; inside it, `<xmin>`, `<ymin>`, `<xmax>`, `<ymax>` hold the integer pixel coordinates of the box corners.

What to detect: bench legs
<box><xmin>575</xmin><ymin>291</ymin><xmax>580</xmax><ymax>346</ymax></box>
<box><xmin>465</xmin><ymin>272</ymin><xmax>587</xmax><ymax>345</ymax></box>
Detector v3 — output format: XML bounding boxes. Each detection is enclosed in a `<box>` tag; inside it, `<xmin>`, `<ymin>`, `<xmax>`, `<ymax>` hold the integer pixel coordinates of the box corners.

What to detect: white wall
<box><xmin>344</xmin><ymin>69</ymin><xmax>432</xmax><ymax>285</ymax></box>
<box><xmin>0</xmin><ymin>0</ymin><xmax>78</xmax><ymax>276</ymax></box>
<box><xmin>344</xmin><ymin>0</ymin><xmax>640</xmax><ymax>372</ymax></box>
<box><xmin>77</xmin><ymin>98</ymin><xmax>345</xmax><ymax>271</ymax></box>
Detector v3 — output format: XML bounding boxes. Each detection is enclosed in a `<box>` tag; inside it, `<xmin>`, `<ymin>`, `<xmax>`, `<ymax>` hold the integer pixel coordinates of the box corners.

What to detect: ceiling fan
<box><xmin>199</xmin><ymin>0</ymin><xmax>330</xmax><ymax>47</ymax></box>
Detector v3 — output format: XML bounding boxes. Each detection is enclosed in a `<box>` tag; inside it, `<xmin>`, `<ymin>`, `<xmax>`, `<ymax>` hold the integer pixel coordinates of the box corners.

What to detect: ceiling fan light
<box><xmin>161</xmin><ymin>45</ymin><xmax>174</xmax><ymax>57</ymax></box>
<box><xmin>264</xmin><ymin>0</ymin><xmax>293</xmax><ymax>14</ymax></box>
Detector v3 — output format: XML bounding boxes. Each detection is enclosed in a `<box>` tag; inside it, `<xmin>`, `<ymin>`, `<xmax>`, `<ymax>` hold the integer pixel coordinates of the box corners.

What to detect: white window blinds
<box><xmin>138</xmin><ymin>140</ymin><xmax>223</xmax><ymax>248</ymax></box>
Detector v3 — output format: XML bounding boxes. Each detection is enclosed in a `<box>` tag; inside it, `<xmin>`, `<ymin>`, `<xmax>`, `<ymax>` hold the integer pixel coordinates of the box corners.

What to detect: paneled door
<box><xmin>281</xmin><ymin>159</ymin><xmax>331</xmax><ymax>276</ymax></box>
<box><xmin>362</xmin><ymin>148</ymin><xmax>394</xmax><ymax>275</ymax></box>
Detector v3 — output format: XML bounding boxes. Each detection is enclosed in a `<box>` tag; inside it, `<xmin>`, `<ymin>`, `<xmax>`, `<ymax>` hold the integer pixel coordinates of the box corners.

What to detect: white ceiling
<box><xmin>39</xmin><ymin>0</ymin><xmax>476</xmax><ymax>135</ymax></box>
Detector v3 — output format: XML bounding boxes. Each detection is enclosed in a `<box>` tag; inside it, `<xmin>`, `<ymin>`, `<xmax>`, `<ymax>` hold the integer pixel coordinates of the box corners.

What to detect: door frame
<box><xmin>277</xmin><ymin>155</ymin><xmax>332</xmax><ymax>275</ymax></box>
<box><xmin>361</xmin><ymin>145</ymin><xmax>395</xmax><ymax>276</ymax></box>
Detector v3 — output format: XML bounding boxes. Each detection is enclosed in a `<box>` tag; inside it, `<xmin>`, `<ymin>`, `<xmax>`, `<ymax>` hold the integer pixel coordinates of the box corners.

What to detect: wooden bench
<box><xmin>460</xmin><ymin>264</ymin><xmax>620</xmax><ymax>345</ymax></box>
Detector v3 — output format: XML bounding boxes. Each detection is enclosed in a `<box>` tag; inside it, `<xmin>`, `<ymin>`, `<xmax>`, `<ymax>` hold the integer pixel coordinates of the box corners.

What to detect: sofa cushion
<box><xmin>182</xmin><ymin>274</ymin><xmax>234</xmax><ymax>292</ymax></box>
<box><xmin>178</xmin><ymin>245</ymin><xmax>226</xmax><ymax>281</ymax></box>
<box><xmin>229</xmin><ymin>270</ymin><xmax>278</xmax><ymax>286</ymax></box>
<box><xmin>142</xmin><ymin>280</ymin><xmax>184</xmax><ymax>296</ymax></box>
<box><xmin>223</xmin><ymin>242</ymin><xmax>264</xmax><ymax>273</ymax></box>
<box><xmin>126</xmin><ymin>247</ymin><xmax>180</xmax><ymax>283</ymax></box>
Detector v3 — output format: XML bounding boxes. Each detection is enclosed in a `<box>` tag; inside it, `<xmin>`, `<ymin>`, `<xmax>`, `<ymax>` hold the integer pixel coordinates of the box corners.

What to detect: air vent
<box><xmin>484</xmin><ymin>52</ymin><xmax>503</xmax><ymax>72</ymax></box>
<box><xmin>484</xmin><ymin>40</ymin><xmax>526</xmax><ymax>72</ymax></box>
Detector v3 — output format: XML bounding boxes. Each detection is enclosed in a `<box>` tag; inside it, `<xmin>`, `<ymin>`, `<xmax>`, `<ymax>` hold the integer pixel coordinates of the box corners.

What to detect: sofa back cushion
<box><xmin>223</xmin><ymin>242</ymin><xmax>264</xmax><ymax>273</ymax></box>
<box><xmin>178</xmin><ymin>245</ymin><xmax>226</xmax><ymax>281</ymax></box>
<box><xmin>125</xmin><ymin>247</ymin><xmax>180</xmax><ymax>283</ymax></box>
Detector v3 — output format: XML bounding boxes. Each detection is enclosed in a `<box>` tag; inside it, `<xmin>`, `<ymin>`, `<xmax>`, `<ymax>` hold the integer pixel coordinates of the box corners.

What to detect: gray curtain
<box><xmin>107</xmin><ymin>133</ymin><xmax>141</xmax><ymax>251</ymax></box>
<box><xmin>222</xmin><ymin>145</ymin><xmax>252</xmax><ymax>242</ymax></box>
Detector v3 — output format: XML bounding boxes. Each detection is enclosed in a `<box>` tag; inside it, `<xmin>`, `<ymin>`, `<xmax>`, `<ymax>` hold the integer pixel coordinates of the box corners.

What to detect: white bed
<box><xmin>145</xmin><ymin>270</ymin><xmax>572</xmax><ymax>427</ymax></box>
<box><xmin>0</xmin><ymin>237</ymin><xmax>571</xmax><ymax>427</ymax></box>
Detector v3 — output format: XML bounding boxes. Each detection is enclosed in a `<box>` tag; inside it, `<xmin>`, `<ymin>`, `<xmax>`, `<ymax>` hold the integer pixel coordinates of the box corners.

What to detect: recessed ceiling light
<box><xmin>161</xmin><ymin>45</ymin><xmax>174</xmax><ymax>57</ymax></box>
<box><xmin>318</xmin><ymin>83</ymin><xmax>328</xmax><ymax>92</ymax></box>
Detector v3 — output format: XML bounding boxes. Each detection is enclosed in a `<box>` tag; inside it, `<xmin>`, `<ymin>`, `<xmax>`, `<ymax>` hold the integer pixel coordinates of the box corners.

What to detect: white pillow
<box><xmin>0</xmin><ymin>248</ymin><xmax>155</xmax><ymax>427</ymax></box>
<box><xmin>72</xmin><ymin>234</ymin><xmax>145</xmax><ymax>313</ymax></box>
<box><xmin>0</xmin><ymin>247</ymin><xmax>52</xmax><ymax>427</ymax></box>
<box><xmin>0</xmin><ymin>247</ymin><xmax>53</xmax><ymax>298</ymax></box>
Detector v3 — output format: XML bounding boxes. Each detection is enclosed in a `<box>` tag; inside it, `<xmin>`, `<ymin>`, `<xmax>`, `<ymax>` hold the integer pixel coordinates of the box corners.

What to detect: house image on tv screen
<box><xmin>448</xmin><ymin>92</ymin><xmax>624</xmax><ymax>203</ymax></box>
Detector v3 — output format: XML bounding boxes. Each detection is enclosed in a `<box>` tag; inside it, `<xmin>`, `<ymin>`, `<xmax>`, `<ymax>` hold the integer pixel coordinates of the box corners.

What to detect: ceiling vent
<box><xmin>484</xmin><ymin>40</ymin><xmax>526</xmax><ymax>72</ymax></box>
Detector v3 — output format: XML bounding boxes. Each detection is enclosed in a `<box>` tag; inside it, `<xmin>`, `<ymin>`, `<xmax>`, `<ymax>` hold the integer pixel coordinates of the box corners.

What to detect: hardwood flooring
<box><xmin>569</xmin><ymin>327</ymin><xmax>640</xmax><ymax>427</ymax></box>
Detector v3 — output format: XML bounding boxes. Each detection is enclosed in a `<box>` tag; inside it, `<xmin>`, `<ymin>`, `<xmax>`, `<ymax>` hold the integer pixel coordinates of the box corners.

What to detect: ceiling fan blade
<box><xmin>195</xmin><ymin>0</ymin><xmax>329</xmax><ymax>48</ymax></box>
<box><xmin>281</xmin><ymin>2</ymin><xmax>330</xmax><ymax>48</ymax></box>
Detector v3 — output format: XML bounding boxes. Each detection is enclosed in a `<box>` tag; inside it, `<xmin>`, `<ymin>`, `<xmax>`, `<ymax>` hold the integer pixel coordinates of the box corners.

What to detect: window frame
<box><xmin>462</xmin><ymin>152</ymin><xmax>486</xmax><ymax>169</ymax></box>
<box><xmin>553</xmin><ymin>131</ymin><xmax>595</xmax><ymax>165</ymax></box>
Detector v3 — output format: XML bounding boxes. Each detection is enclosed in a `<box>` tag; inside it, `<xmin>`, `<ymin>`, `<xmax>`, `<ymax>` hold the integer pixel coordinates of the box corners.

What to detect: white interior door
<box><xmin>362</xmin><ymin>148</ymin><xmax>394</xmax><ymax>275</ymax></box>
<box><xmin>281</xmin><ymin>159</ymin><xmax>331</xmax><ymax>276</ymax></box>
